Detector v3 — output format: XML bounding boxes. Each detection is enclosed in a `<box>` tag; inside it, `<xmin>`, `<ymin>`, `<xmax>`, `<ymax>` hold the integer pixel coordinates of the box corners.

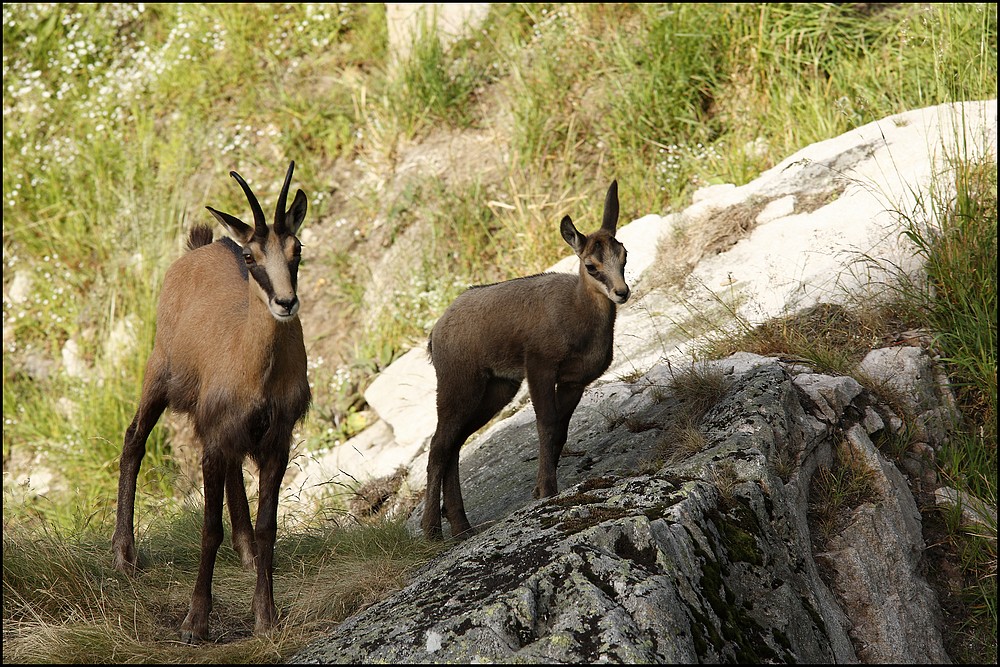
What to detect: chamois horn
<box><xmin>274</xmin><ymin>161</ymin><xmax>295</xmax><ymax>235</ymax></box>
<box><xmin>230</xmin><ymin>170</ymin><xmax>267</xmax><ymax>238</ymax></box>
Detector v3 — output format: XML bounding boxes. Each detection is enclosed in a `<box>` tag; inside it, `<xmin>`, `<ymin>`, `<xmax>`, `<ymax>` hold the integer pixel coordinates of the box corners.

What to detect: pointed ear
<box><xmin>560</xmin><ymin>215</ymin><xmax>586</xmax><ymax>255</ymax></box>
<box><xmin>601</xmin><ymin>180</ymin><xmax>619</xmax><ymax>234</ymax></box>
<box><xmin>285</xmin><ymin>189</ymin><xmax>308</xmax><ymax>235</ymax></box>
<box><xmin>206</xmin><ymin>206</ymin><xmax>254</xmax><ymax>244</ymax></box>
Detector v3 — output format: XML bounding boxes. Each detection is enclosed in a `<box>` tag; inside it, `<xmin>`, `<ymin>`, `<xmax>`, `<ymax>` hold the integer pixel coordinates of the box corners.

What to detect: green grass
<box><xmin>899</xmin><ymin>154</ymin><xmax>997</xmax><ymax>661</ymax></box>
<box><xmin>2</xmin><ymin>2</ymin><xmax>997</xmax><ymax>662</ymax></box>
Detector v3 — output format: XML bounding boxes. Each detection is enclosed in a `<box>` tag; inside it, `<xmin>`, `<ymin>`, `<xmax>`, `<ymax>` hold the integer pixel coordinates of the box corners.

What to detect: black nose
<box><xmin>615</xmin><ymin>287</ymin><xmax>630</xmax><ymax>301</ymax></box>
<box><xmin>274</xmin><ymin>296</ymin><xmax>298</xmax><ymax>313</ymax></box>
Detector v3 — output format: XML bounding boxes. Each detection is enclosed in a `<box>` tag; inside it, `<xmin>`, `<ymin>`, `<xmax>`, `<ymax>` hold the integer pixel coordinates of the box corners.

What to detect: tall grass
<box><xmin>699</xmin><ymin>147</ymin><xmax>997</xmax><ymax>659</ymax></box>
<box><xmin>3</xmin><ymin>512</ymin><xmax>442</xmax><ymax>663</ymax></box>
<box><xmin>902</xmin><ymin>154</ymin><xmax>997</xmax><ymax>660</ymax></box>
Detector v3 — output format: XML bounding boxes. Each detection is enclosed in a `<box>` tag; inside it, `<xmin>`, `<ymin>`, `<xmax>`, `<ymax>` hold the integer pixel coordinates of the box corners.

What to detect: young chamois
<box><xmin>111</xmin><ymin>161</ymin><xmax>311</xmax><ymax>642</ymax></box>
<box><xmin>422</xmin><ymin>180</ymin><xmax>629</xmax><ymax>539</ymax></box>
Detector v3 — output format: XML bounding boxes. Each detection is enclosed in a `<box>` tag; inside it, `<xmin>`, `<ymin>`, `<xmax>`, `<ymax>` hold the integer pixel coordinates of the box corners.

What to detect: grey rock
<box><xmin>856</xmin><ymin>346</ymin><xmax>961</xmax><ymax>447</ymax></box>
<box><xmin>293</xmin><ymin>358</ymin><xmax>950</xmax><ymax>664</ymax></box>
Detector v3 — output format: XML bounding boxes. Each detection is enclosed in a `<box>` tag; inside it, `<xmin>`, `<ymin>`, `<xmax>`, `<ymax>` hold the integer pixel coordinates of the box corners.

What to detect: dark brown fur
<box><xmin>111</xmin><ymin>162</ymin><xmax>310</xmax><ymax>642</ymax></box>
<box><xmin>422</xmin><ymin>181</ymin><xmax>629</xmax><ymax>539</ymax></box>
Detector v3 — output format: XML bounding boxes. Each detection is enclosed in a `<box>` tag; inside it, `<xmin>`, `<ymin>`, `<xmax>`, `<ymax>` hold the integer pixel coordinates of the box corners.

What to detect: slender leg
<box><xmin>526</xmin><ymin>364</ymin><xmax>561</xmax><ymax>499</ymax></box>
<box><xmin>424</xmin><ymin>371</ymin><xmax>484</xmax><ymax>540</ymax></box>
<box><xmin>226</xmin><ymin>460</ymin><xmax>256</xmax><ymax>570</ymax></box>
<box><xmin>423</xmin><ymin>421</ymin><xmax>462</xmax><ymax>540</ymax></box>
<box><xmin>112</xmin><ymin>376</ymin><xmax>167</xmax><ymax>572</ymax></box>
<box><xmin>441</xmin><ymin>378</ymin><xmax>521</xmax><ymax>539</ymax></box>
<box><xmin>251</xmin><ymin>446</ymin><xmax>289</xmax><ymax>634</ymax></box>
<box><xmin>180</xmin><ymin>451</ymin><xmax>226</xmax><ymax>643</ymax></box>
<box><xmin>552</xmin><ymin>383</ymin><xmax>586</xmax><ymax>461</ymax></box>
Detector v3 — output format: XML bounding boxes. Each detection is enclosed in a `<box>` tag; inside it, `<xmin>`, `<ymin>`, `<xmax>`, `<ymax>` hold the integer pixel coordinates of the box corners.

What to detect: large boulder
<box><xmin>293</xmin><ymin>350</ymin><xmax>954</xmax><ymax>663</ymax></box>
<box><xmin>287</xmin><ymin>99</ymin><xmax>993</xmax><ymax>662</ymax></box>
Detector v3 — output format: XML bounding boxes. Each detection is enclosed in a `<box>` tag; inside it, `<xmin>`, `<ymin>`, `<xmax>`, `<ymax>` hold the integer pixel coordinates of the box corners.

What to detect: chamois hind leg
<box><xmin>181</xmin><ymin>449</ymin><xmax>226</xmax><ymax>643</ymax></box>
<box><xmin>422</xmin><ymin>373</ymin><xmax>493</xmax><ymax>539</ymax></box>
<box><xmin>250</xmin><ymin>445</ymin><xmax>289</xmax><ymax>635</ymax></box>
<box><xmin>112</xmin><ymin>366</ymin><xmax>168</xmax><ymax>572</ymax></box>
<box><xmin>440</xmin><ymin>377</ymin><xmax>521</xmax><ymax>539</ymax></box>
<box><xmin>226</xmin><ymin>460</ymin><xmax>256</xmax><ymax>570</ymax></box>
<box><xmin>423</xmin><ymin>419</ymin><xmax>465</xmax><ymax>540</ymax></box>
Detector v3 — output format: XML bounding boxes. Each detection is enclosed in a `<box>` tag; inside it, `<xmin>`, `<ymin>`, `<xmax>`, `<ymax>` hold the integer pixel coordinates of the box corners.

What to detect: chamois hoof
<box><xmin>532</xmin><ymin>482</ymin><xmax>558</xmax><ymax>500</ymax></box>
<box><xmin>111</xmin><ymin>544</ymin><xmax>138</xmax><ymax>573</ymax></box>
<box><xmin>180</xmin><ymin>628</ymin><xmax>205</xmax><ymax>645</ymax></box>
<box><xmin>254</xmin><ymin>616</ymin><xmax>277</xmax><ymax>636</ymax></box>
<box><xmin>180</xmin><ymin>613</ymin><xmax>209</xmax><ymax>644</ymax></box>
<box><xmin>232</xmin><ymin>537</ymin><xmax>257</xmax><ymax>571</ymax></box>
<box><xmin>423</xmin><ymin>525</ymin><xmax>444</xmax><ymax>541</ymax></box>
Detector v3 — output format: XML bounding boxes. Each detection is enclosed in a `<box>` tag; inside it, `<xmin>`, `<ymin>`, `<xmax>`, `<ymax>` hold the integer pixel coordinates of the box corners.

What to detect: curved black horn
<box><xmin>230</xmin><ymin>171</ymin><xmax>267</xmax><ymax>237</ymax></box>
<box><xmin>274</xmin><ymin>161</ymin><xmax>295</xmax><ymax>235</ymax></box>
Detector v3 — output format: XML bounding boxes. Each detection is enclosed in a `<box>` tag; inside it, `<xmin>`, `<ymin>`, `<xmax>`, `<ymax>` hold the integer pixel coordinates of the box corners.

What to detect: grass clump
<box><xmin>654</xmin><ymin>364</ymin><xmax>733</xmax><ymax>463</ymax></box>
<box><xmin>3</xmin><ymin>513</ymin><xmax>443</xmax><ymax>663</ymax></box>
<box><xmin>808</xmin><ymin>442</ymin><xmax>882</xmax><ymax>542</ymax></box>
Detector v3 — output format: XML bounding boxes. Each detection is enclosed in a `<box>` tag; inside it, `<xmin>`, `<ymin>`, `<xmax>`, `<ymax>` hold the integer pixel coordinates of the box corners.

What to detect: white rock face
<box><xmin>284</xmin><ymin>99</ymin><xmax>996</xmax><ymax>519</ymax></box>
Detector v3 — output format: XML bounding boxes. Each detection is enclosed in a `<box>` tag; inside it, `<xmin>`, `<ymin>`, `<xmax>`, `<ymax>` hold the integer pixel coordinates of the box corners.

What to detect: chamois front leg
<box><xmin>181</xmin><ymin>452</ymin><xmax>226</xmax><ymax>643</ymax></box>
<box><xmin>112</xmin><ymin>381</ymin><xmax>167</xmax><ymax>572</ymax></box>
<box><xmin>250</xmin><ymin>446</ymin><xmax>289</xmax><ymax>634</ymax></box>
<box><xmin>553</xmin><ymin>382</ymin><xmax>586</xmax><ymax>460</ymax></box>
<box><xmin>526</xmin><ymin>362</ymin><xmax>562</xmax><ymax>499</ymax></box>
<box><xmin>225</xmin><ymin>460</ymin><xmax>256</xmax><ymax>571</ymax></box>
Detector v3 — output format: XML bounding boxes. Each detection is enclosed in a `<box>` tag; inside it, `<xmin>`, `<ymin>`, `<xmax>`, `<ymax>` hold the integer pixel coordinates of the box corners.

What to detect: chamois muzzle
<box><xmin>271</xmin><ymin>295</ymin><xmax>300</xmax><ymax>320</ymax></box>
<box><xmin>612</xmin><ymin>285</ymin><xmax>630</xmax><ymax>305</ymax></box>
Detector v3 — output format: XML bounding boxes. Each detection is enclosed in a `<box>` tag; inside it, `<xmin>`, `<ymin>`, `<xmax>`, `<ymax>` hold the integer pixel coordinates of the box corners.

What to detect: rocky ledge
<box><xmin>294</xmin><ymin>347</ymin><xmax>955</xmax><ymax>663</ymax></box>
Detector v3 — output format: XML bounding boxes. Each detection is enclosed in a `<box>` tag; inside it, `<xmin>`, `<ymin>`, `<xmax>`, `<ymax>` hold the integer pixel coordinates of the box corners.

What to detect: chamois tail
<box><xmin>187</xmin><ymin>225</ymin><xmax>214</xmax><ymax>250</ymax></box>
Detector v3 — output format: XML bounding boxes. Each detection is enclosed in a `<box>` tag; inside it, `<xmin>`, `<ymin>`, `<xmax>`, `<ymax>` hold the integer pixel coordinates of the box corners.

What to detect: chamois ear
<box><xmin>285</xmin><ymin>189</ymin><xmax>308</xmax><ymax>235</ymax></box>
<box><xmin>206</xmin><ymin>206</ymin><xmax>254</xmax><ymax>245</ymax></box>
<box><xmin>601</xmin><ymin>180</ymin><xmax>619</xmax><ymax>235</ymax></box>
<box><xmin>560</xmin><ymin>215</ymin><xmax>586</xmax><ymax>255</ymax></box>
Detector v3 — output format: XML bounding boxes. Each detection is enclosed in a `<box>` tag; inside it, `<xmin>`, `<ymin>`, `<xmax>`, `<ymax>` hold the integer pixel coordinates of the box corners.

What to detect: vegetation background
<box><xmin>2</xmin><ymin>3</ymin><xmax>996</xmax><ymax>663</ymax></box>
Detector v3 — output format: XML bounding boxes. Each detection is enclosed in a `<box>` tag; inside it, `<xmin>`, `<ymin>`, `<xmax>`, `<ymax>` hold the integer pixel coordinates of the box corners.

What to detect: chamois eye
<box><xmin>585</xmin><ymin>262</ymin><xmax>598</xmax><ymax>275</ymax></box>
<box><xmin>243</xmin><ymin>252</ymin><xmax>255</xmax><ymax>266</ymax></box>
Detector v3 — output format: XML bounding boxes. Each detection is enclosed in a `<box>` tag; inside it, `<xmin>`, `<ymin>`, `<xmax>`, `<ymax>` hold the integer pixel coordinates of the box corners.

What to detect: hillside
<box><xmin>2</xmin><ymin>3</ymin><xmax>996</xmax><ymax>663</ymax></box>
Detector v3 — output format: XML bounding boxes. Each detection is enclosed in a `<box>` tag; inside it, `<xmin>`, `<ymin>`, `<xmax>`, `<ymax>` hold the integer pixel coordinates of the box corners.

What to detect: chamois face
<box><xmin>578</xmin><ymin>231</ymin><xmax>630</xmax><ymax>305</ymax></box>
<box><xmin>560</xmin><ymin>179</ymin><xmax>630</xmax><ymax>305</ymax></box>
<box><xmin>241</xmin><ymin>228</ymin><xmax>303</xmax><ymax>321</ymax></box>
<box><xmin>206</xmin><ymin>161</ymin><xmax>308</xmax><ymax>322</ymax></box>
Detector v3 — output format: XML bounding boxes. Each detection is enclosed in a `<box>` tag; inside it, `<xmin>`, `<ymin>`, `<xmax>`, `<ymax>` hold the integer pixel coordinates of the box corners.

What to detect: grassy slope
<box><xmin>2</xmin><ymin>3</ymin><xmax>996</xmax><ymax>662</ymax></box>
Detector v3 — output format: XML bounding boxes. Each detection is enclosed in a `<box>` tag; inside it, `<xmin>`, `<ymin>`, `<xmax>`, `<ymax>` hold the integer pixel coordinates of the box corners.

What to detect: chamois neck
<box><xmin>239</xmin><ymin>289</ymin><xmax>294</xmax><ymax>370</ymax></box>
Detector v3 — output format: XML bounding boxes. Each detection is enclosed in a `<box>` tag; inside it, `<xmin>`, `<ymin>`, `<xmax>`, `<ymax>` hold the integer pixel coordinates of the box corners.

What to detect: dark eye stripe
<box><xmin>249</xmin><ymin>264</ymin><xmax>274</xmax><ymax>297</ymax></box>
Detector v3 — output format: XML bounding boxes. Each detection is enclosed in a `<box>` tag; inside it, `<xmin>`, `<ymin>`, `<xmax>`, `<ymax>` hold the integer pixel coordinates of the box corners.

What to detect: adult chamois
<box><xmin>422</xmin><ymin>180</ymin><xmax>629</xmax><ymax>539</ymax></box>
<box><xmin>111</xmin><ymin>161</ymin><xmax>311</xmax><ymax>642</ymax></box>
